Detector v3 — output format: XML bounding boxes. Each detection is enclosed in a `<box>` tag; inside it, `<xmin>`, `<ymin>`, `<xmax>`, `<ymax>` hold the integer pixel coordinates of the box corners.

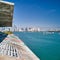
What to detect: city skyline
<box><xmin>5</xmin><ymin>0</ymin><xmax>60</xmax><ymax>28</ymax></box>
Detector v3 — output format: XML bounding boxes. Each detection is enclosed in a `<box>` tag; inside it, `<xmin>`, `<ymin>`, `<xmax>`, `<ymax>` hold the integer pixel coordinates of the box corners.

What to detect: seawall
<box><xmin>0</xmin><ymin>34</ymin><xmax>40</xmax><ymax>60</ymax></box>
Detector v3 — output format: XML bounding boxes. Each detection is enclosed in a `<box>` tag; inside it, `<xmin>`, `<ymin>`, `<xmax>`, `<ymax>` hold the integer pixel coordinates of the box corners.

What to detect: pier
<box><xmin>0</xmin><ymin>34</ymin><xmax>40</xmax><ymax>60</ymax></box>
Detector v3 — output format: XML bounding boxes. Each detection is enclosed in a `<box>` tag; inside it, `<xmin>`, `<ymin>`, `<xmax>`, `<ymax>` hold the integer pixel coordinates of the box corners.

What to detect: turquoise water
<box><xmin>14</xmin><ymin>32</ymin><xmax>60</xmax><ymax>60</ymax></box>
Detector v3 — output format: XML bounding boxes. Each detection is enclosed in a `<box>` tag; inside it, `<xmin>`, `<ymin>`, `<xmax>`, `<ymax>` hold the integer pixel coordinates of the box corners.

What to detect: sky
<box><xmin>5</xmin><ymin>0</ymin><xmax>60</xmax><ymax>28</ymax></box>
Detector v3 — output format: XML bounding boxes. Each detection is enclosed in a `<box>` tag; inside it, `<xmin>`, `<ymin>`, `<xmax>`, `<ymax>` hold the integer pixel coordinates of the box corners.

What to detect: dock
<box><xmin>0</xmin><ymin>34</ymin><xmax>40</xmax><ymax>60</ymax></box>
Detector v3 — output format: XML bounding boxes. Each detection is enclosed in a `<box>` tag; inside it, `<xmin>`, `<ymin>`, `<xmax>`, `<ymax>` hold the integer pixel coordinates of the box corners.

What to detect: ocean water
<box><xmin>0</xmin><ymin>32</ymin><xmax>8</xmax><ymax>43</ymax></box>
<box><xmin>13</xmin><ymin>32</ymin><xmax>60</xmax><ymax>60</ymax></box>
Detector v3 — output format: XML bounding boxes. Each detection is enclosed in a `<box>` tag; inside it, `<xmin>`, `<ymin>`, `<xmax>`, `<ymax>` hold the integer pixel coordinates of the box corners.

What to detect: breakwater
<box><xmin>0</xmin><ymin>33</ymin><xmax>40</xmax><ymax>60</ymax></box>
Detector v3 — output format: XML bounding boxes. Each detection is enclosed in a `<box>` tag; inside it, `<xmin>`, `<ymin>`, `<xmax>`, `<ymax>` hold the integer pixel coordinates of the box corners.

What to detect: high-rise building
<box><xmin>0</xmin><ymin>1</ymin><xmax>14</xmax><ymax>27</ymax></box>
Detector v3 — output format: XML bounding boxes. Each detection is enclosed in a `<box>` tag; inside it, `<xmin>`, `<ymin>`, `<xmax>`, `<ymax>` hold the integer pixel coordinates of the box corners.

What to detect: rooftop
<box><xmin>0</xmin><ymin>1</ymin><xmax>14</xmax><ymax>5</ymax></box>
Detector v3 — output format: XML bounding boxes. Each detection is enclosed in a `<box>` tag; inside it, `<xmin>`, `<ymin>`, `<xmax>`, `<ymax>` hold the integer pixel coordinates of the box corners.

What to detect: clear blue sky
<box><xmin>5</xmin><ymin>0</ymin><xmax>60</xmax><ymax>28</ymax></box>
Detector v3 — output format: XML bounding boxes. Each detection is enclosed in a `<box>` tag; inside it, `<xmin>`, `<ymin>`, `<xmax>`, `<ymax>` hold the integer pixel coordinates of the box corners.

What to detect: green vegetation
<box><xmin>4</xmin><ymin>31</ymin><xmax>13</xmax><ymax>34</ymax></box>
